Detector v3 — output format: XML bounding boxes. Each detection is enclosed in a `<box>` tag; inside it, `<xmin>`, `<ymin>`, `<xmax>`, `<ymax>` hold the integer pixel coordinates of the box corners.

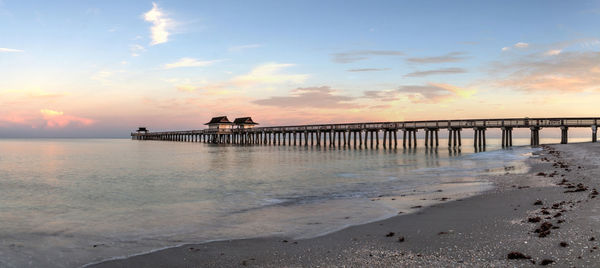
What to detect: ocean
<box><xmin>0</xmin><ymin>137</ymin><xmax>588</xmax><ymax>267</ymax></box>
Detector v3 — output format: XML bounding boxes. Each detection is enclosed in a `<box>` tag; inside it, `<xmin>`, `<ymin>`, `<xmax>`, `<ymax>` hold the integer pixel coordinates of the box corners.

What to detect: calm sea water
<box><xmin>0</xmin><ymin>137</ymin><xmax>588</xmax><ymax>267</ymax></box>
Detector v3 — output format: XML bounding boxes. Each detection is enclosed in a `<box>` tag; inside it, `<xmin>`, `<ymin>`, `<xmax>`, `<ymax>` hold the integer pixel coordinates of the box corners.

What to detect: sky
<box><xmin>1</xmin><ymin>0</ymin><xmax>600</xmax><ymax>137</ymax></box>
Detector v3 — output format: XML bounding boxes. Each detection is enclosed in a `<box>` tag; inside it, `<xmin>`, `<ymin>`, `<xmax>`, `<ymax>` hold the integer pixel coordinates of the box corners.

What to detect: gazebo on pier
<box><xmin>233</xmin><ymin>117</ymin><xmax>259</xmax><ymax>129</ymax></box>
<box><xmin>204</xmin><ymin>116</ymin><xmax>233</xmax><ymax>130</ymax></box>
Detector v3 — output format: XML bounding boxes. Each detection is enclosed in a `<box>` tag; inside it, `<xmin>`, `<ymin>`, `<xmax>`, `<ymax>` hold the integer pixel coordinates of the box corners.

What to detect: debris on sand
<box><xmin>534</xmin><ymin>222</ymin><xmax>554</xmax><ymax>237</ymax></box>
<box><xmin>528</xmin><ymin>216</ymin><xmax>542</xmax><ymax>223</ymax></box>
<box><xmin>559</xmin><ymin>241</ymin><xmax>568</xmax><ymax>247</ymax></box>
<box><xmin>410</xmin><ymin>205</ymin><xmax>422</xmax><ymax>209</ymax></box>
<box><xmin>534</xmin><ymin>200</ymin><xmax>543</xmax><ymax>205</ymax></box>
<box><xmin>541</xmin><ymin>209</ymin><xmax>551</xmax><ymax>215</ymax></box>
<box><xmin>564</xmin><ymin>183</ymin><xmax>588</xmax><ymax>193</ymax></box>
<box><xmin>385</xmin><ymin>232</ymin><xmax>395</xmax><ymax>237</ymax></box>
<box><xmin>536</xmin><ymin>172</ymin><xmax>547</xmax><ymax>176</ymax></box>
<box><xmin>540</xmin><ymin>259</ymin><xmax>555</xmax><ymax>265</ymax></box>
<box><xmin>590</xmin><ymin>237</ymin><xmax>596</xmax><ymax>241</ymax></box>
<box><xmin>507</xmin><ymin>251</ymin><xmax>531</xmax><ymax>260</ymax></box>
<box><xmin>397</xmin><ymin>236</ymin><xmax>405</xmax><ymax>242</ymax></box>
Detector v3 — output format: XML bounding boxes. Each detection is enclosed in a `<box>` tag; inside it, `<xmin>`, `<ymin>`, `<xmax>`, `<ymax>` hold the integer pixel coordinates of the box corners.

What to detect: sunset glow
<box><xmin>1</xmin><ymin>1</ymin><xmax>599</xmax><ymax>137</ymax></box>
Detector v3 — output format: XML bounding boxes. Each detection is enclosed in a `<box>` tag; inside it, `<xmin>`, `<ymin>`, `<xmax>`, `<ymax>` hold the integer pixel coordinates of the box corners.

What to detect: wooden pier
<box><xmin>131</xmin><ymin>117</ymin><xmax>600</xmax><ymax>149</ymax></box>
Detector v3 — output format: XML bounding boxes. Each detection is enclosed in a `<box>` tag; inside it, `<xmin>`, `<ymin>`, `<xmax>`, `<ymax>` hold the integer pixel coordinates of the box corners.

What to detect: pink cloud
<box><xmin>40</xmin><ymin>109</ymin><xmax>94</xmax><ymax>128</ymax></box>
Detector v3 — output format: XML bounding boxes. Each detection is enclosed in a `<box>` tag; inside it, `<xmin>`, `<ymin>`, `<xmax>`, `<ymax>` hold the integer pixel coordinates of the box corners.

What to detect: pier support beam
<box><xmin>560</xmin><ymin>126</ymin><xmax>568</xmax><ymax>144</ymax></box>
<box><xmin>403</xmin><ymin>128</ymin><xmax>417</xmax><ymax>148</ymax></box>
<box><xmin>501</xmin><ymin>127</ymin><xmax>513</xmax><ymax>147</ymax></box>
<box><xmin>593</xmin><ymin>125</ymin><xmax>598</xmax><ymax>143</ymax></box>
<box><xmin>447</xmin><ymin>128</ymin><xmax>461</xmax><ymax>148</ymax></box>
<box><xmin>424</xmin><ymin>128</ymin><xmax>439</xmax><ymax>147</ymax></box>
<box><xmin>530</xmin><ymin>127</ymin><xmax>540</xmax><ymax>146</ymax></box>
<box><xmin>473</xmin><ymin>127</ymin><xmax>486</xmax><ymax>148</ymax></box>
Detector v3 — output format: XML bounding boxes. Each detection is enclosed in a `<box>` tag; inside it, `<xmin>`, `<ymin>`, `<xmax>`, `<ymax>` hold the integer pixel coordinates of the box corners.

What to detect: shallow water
<box><xmin>0</xmin><ymin>137</ymin><xmax>586</xmax><ymax>267</ymax></box>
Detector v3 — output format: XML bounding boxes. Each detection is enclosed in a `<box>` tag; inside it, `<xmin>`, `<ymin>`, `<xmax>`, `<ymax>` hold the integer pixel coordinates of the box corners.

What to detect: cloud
<box><xmin>229</xmin><ymin>44</ymin><xmax>262</xmax><ymax>52</ymax></box>
<box><xmin>91</xmin><ymin>70</ymin><xmax>112</xmax><ymax>81</ymax></box>
<box><xmin>164</xmin><ymin>58</ymin><xmax>221</xmax><ymax>69</ymax></box>
<box><xmin>252</xmin><ymin>86</ymin><xmax>360</xmax><ymax>109</ymax></box>
<box><xmin>493</xmin><ymin>51</ymin><xmax>600</xmax><ymax>92</ymax></box>
<box><xmin>363</xmin><ymin>90</ymin><xmax>401</xmax><ymax>101</ymax></box>
<box><xmin>406</xmin><ymin>52</ymin><xmax>466</xmax><ymax>64</ymax></box>
<box><xmin>514</xmin><ymin>42</ymin><xmax>529</xmax><ymax>48</ymax></box>
<box><xmin>501</xmin><ymin>42</ymin><xmax>530</xmax><ymax>51</ymax></box>
<box><xmin>143</xmin><ymin>3</ymin><xmax>172</xmax><ymax>45</ymax></box>
<box><xmin>0</xmin><ymin>47</ymin><xmax>24</xmax><ymax>53</ymax></box>
<box><xmin>176</xmin><ymin>85</ymin><xmax>197</xmax><ymax>92</ymax></box>
<box><xmin>404</xmin><ymin>67</ymin><xmax>466</xmax><ymax>77</ymax></box>
<box><xmin>544</xmin><ymin>49</ymin><xmax>562</xmax><ymax>56</ymax></box>
<box><xmin>231</xmin><ymin>63</ymin><xmax>308</xmax><ymax>86</ymax></box>
<box><xmin>40</xmin><ymin>109</ymin><xmax>94</xmax><ymax>128</ymax></box>
<box><xmin>390</xmin><ymin>83</ymin><xmax>475</xmax><ymax>103</ymax></box>
<box><xmin>363</xmin><ymin>84</ymin><xmax>467</xmax><ymax>104</ymax></box>
<box><xmin>170</xmin><ymin>63</ymin><xmax>308</xmax><ymax>95</ymax></box>
<box><xmin>347</xmin><ymin>68</ymin><xmax>391</xmax><ymax>72</ymax></box>
<box><xmin>331</xmin><ymin>50</ymin><xmax>404</xmax><ymax>63</ymax></box>
<box><xmin>129</xmin><ymin>44</ymin><xmax>145</xmax><ymax>56</ymax></box>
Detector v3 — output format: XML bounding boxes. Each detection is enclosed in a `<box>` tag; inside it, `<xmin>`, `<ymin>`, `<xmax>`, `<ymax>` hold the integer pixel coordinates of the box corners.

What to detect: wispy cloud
<box><xmin>363</xmin><ymin>83</ymin><xmax>475</xmax><ymax>104</ymax></box>
<box><xmin>253</xmin><ymin>86</ymin><xmax>360</xmax><ymax>109</ymax></box>
<box><xmin>363</xmin><ymin>90</ymin><xmax>401</xmax><ymax>101</ymax></box>
<box><xmin>0</xmin><ymin>47</ymin><xmax>24</xmax><ymax>53</ymax></box>
<box><xmin>143</xmin><ymin>3</ymin><xmax>172</xmax><ymax>45</ymax></box>
<box><xmin>515</xmin><ymin>42</ymin><xmax>529</xmax><ymax>48</ymax></box>
<box><xmin>164</xmin><ymin>58</ymin><xmax>221</xmax><ymax>69</ymax></box>
<box><xmin>176</xmin><ymin>85</ymin><xmax>197</xmax><ymax>92</ymax></box>
<box><xmin>396</xmin><ymin>83</ymin><xmax>476</xmax><ymax>103</ymax></box>
<box><xmin>493</xmin><ymin>51</ymin><xmax>600</xmax><ymax>92</ymax></box>
<box><xmin>544</xmin><ymin>49</ymin><xmax>562</xmax><ymax>56</ymax></box>
<box><xmin>406</xmin><ymin>52</ymin><xmax>466</xmax><ymax>64</ymax></box>
<box><xmin>229</xmin><ymin>44</ymin><xmax>262</xmax><ymax>52</ymax></box>
<box><xmin>501</xmin><ymin>42</ymin><xmax>529</xmax><ymax>51</ymax></box>
<box><xmin>331</xmin><ymin>50</ymin><xmax>404</xmax><ymax>63</ymax></box>
<box><xmin>91</xmin><ymin>70</ymin><xmax>112</xmax><ymax>81</ymax></box>
<box><xmin>129</xmin><ymin>44</ymin><xmax>145</xmax><ymax>56</ymax></box>
<box><xmin>347</xmin><ymin>68</ymin><xmax>391</xmax><ymax>72</ymax></box>
<box><xmin>404</xmin><ymin>67</ymin><xmax>466</xmax><ymax>77</ymax></box>
<box><xmin>171</xmin><ymin>63</ymin><xmax>308</xmax><ymax>95</ymax></box>
<box><xmin>231</xmin><ymin>63</ymin><xmax>308</xmax><ymax>86</ymax></box>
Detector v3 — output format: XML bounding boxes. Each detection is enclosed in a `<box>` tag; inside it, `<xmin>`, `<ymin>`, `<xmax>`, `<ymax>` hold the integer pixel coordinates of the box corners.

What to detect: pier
<box><xmin>132</xmin><ymin>117</ymin><xmax>600</xmax><ymax>149</ymax></box>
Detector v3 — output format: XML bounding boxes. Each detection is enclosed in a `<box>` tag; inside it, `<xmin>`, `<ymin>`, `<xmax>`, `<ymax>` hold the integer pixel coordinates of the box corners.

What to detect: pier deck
<box><xmin>131</xmin><ymin>117</ymin><xmax>600</xmax><ymax>148</ymax></box>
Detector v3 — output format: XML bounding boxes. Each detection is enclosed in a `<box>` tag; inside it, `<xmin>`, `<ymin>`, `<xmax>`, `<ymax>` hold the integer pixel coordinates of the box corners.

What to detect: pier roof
<box><xmin>205</xmin><ymin>116</ymin><xmax>233</xmax><ymax>125</ymax></box>
<box><xmin>233</xmin><ymin>117</ymin><xmax>258</xmax><ymax>125</ymax></box>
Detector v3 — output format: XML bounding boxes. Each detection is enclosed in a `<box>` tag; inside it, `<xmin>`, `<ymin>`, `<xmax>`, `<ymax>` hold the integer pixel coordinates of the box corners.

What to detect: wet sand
<box><xmin>91</xmin><ymin>143</ymin><xmax>600</xmax><ymax>267</ymax></box>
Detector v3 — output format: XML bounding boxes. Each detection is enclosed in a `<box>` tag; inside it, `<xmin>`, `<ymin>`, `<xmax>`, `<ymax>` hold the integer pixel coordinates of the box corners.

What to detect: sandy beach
<box><xmin>91</xmin><ymin>143</ymin><xmax>600</xmax><ymax>267</ymax></box>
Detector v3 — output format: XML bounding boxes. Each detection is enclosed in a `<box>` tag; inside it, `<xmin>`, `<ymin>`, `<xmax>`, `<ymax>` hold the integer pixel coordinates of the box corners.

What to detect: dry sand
<box><xmin>91</xmin><ymin>143</ymin><xmax>600</xmax><ymax>267</ymax></box>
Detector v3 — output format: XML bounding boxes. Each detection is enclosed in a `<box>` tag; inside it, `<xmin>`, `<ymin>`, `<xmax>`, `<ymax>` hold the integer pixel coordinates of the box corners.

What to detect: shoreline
<box><xmin>92</xmin><ymin>143</ymin><xmax>600</xmax><ymax>267</ymax></box>
<box><xmin>82</xmin><ymin>145</ymin><xmax>530</xmax><ymax>267</ymax></box>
